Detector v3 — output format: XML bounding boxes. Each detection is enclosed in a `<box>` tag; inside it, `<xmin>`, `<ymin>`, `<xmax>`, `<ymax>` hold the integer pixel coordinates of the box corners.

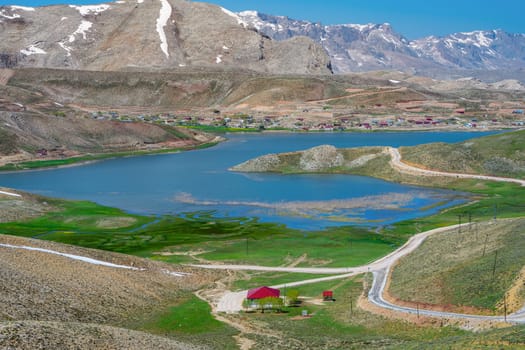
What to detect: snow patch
<box><xmin>137</xmin><ymin>0</ymin><xmax>144</xmax><ymax>3</ymax></box>
<box><xmin>0</xmin><ymin>190</ymin><xmax>21</xmax><ymax>197</ymax></box>
<box><xmin>10</xmin><ymin>5</ymin><xmax>35</xmax><ymax>11</ymax></box>
<box><xmin>58</xmin><ymin>42</ymin><xmax>72</xmax><ymax>57</ymax></box>
<box><xmin>162</xmin><ymin>269</ymin><xmax>189</xmax><ymax>277</ymax></box>
<box><xmin>69</xmin><ymin>20</ymin><xmax>93</xmax><ymax>42</ymax></box>
<box><xmin>222</xmin><ymin>45</ymin><xmax>229</xmax><ymax>50</ymax></box>
<box><xmin>0</xmin><ymin>243</ymin><xmax>143</xmax><ymax>270</ymax></box>
<box><xmin>61</xmin><ymin>16</ymin><xmax>67</xmax><ymax>21</ymax></box>
<box><xmin>20</xmin><ymin>44</ymin><xmax>47</xmax><ymax>56</ymax></box>
<box><xmin>216</xmin><ymin>55</ymin><xmax>223</xmax><ymax>64</ymax></box>
<box><xmin>345</xmin><ymin>23</ymin><xmax>374</xmax><ymax>32</ymax></box>
<box><xmin>221</xmin><ymin>7</ymin><xmax>247</xmax><ymax>26</ymax></box>
<box><xmin>69</xmin><ymin>4</ymin><xmax>111</xmax><ymax>16</ymax></box>
<box><xmin>0</xmin><ymin>10</ymin><xmax>21</xmax><ymax>19</ymax></box>
<box><xmin>156</xmin><ymin>0</ymin><xmax>172</xmax><ymax>58</ymax></box>
<box><xmin>389</xmin><ymin>79</ymin><xmax>401</xmax><ymax>84</ymax></box>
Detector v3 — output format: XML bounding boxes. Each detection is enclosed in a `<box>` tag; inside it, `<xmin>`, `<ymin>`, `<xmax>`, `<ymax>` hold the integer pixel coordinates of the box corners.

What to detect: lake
<box><xmin>0</xmin><ymin>131</ymin><xmax>497</xmax><ymax>229</ymax></box>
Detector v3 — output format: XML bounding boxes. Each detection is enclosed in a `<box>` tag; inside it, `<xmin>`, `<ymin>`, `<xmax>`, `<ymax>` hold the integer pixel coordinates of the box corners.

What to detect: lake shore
<box><xmin>0</xmin><ymin>136</ymin><xmax>224</xmax><ymax>173</ymax></box>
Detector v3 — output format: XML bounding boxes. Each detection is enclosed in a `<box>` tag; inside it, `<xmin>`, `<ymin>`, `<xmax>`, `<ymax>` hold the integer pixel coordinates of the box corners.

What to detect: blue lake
<box><xmin>0</xmin><ymin>131</ymin><xmax>498</xmax><ymax>229</ymax></box>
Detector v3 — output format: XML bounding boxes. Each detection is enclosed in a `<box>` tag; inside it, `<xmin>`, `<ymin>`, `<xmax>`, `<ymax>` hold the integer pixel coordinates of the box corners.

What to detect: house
<box><xmin>246</xmin><ymin>286</ymin><xmax>280</xmax><ymax>300</ymax></box>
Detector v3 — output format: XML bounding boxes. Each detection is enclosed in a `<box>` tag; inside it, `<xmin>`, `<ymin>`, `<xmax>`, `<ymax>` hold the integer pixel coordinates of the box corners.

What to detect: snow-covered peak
<box><xmin>10</xmin><ymin>5</ymin><xmax>35</xmax><ymax>11</ymax></box>
<box><xmin>344</xmin><ymin>23</ymin><xmax>375</xmax><ymax>32</ymax></box>
<box><xmin>238</xmin><ymin>10</ymin><xmax>258</xmax><ymax>17</ymax></box>
<box><xmin>221</xmin><ymin>7</ymin><xmax>247</xmax><ymax>26</ymax></box>
<box><xmin>69</xmin><ymin>4</ymin><xmax>111</xmax><ymax>16</ymax></box>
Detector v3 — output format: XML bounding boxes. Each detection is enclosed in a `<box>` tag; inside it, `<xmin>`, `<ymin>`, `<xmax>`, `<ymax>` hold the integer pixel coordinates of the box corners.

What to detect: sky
<box><xmin>0</xmin><ymin>0</ymin><xmax>524</xmax><ymax>39</ymax></box>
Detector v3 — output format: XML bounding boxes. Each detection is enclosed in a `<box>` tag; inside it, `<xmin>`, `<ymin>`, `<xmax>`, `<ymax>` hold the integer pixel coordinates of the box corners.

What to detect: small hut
<box><xmin>323</xmin><ymin>290</ymin><xmax>334</xmax><ymax>301</ymax></box>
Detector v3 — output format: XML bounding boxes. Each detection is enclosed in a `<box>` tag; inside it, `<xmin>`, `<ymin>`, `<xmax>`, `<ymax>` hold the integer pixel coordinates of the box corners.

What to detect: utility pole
<box><xmin>492</xmin><ymin>250</ymin><xmax>498</xmax><ymax>280</ymax></box>
<box><xmin>349</xmin><ymin>289</ymin><xmax>353</xmax><ymax>317</ymax></box>
<box><xmin>504</xmin><ymin>293</ymin><xmax>507</xmax><ymax>322</ymax></box>
<box><xmin>458</xmin><ymin>214</ymin><xmax>462</xmax><ymax>234</ymax></box>
<box><xmin>416</xmin><ymin>303</ymin><xmax>420</xmax><ymax>319</ymax></box>
<box><xmin>482</xmin><ymin>233</ymin><xmax>489</xmax><ymax>257</ymax></box>
<box><xmin>246</xmin><ymin>238</ymin><xmax>249</xmax><ymax>256</ymax></box>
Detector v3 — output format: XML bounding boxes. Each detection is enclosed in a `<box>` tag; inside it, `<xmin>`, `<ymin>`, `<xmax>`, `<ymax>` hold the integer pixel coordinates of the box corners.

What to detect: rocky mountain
<box><xmin>236</xmin><ymin>11</ymin><xmax>525</xmax><ymax>79</ymax></box>
<box><xmin>0</xmin><ymin>1</ymin><xmax>331</xmax><ymax>75</ymax></box>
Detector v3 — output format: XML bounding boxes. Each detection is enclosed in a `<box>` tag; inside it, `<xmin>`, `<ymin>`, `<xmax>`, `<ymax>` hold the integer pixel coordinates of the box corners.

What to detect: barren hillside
<box><xmin>0</xmin><ymin>232</ymin><xmax>216</xmax><ymax>348</ymax></box>
<box><xmin>0</xmin><ymin>0</ymin><xmax>331</xmax><ymax>75</ymax></box>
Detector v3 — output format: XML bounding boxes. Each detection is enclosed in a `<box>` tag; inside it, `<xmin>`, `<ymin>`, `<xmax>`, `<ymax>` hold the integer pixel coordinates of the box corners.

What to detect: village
<box><xmin>85</xmin><ymin>104</ymin><xmax>525</xmax><ymax>132</ymax></box>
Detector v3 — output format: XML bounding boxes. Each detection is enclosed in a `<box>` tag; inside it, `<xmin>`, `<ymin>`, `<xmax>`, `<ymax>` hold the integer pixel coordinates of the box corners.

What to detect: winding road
<box><xmin>194</xmin><ymin>147</ymin><xmax>525</xmax><ymax>324</ymax></box>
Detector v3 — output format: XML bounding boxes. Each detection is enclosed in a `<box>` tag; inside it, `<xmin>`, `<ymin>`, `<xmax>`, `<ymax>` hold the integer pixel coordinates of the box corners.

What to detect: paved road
<box><xmin>198</xmin><ymin>148</ymin><xmax>525</xmax><ymax>323</ymax></box>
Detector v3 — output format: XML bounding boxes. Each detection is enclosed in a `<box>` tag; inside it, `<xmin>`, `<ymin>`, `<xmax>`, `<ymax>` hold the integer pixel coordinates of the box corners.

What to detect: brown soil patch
<box><xmin>0</xmin><ymin>69</ymin><xmax>14</xmax><ymax>86</ymax></box>
<box><xmin>498</xmin><ymin>266</ymin><xmax>525</xmax><ymax>313</ymax></box>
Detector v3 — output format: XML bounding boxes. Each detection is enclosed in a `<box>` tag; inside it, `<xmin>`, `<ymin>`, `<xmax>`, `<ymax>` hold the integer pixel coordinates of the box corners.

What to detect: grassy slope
<box><xmin>389</xmin><ymin>218</ymin><xmax>525</xmax><ymax>313</ymax></box>
<box><xmin>400</xmin><ymin>129</ymin><xmax>525</xmax><ymax>178</ymax></box>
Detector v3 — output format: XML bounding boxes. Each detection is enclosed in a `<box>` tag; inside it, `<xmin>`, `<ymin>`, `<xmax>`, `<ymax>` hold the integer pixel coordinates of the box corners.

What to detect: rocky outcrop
<box><xmin>230</xmin><ymin>153</ymin><xmax>282</xmax><ymax>172</ymax></box>
<box><xmin>231</xmin><ymin>145</ymin><xmax>386</xmax><ymax>173</ymax></box>
<box><xmin>298</xmin><ymin>145</ymin><xmax>343</xmax><ymax>171</ymax></box>
<box><xmin>0</xmin><ymin>1</ymin><xmax>331</xmax><ymax>74</ymax></box>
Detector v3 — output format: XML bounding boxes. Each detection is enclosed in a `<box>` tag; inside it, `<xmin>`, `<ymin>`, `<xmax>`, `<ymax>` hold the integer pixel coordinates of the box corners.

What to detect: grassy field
<box><xmin>0</xmin><ymin>199</ymin><xmax>402</xmax><ymax>269</ymax></box>
<box><xmin>231</xmin><ymin>272</ymin><xmax>333</xmax><ymax>291</ymax></box>
<box><xmin>152</xmin><ymin>225</ymin><xmax>400</xmax><ymax>268</ymax></box>
<box><xmin>389</xmin><ymin>218</ymin><xmax>525</xmax><ymax>313</ymax></box>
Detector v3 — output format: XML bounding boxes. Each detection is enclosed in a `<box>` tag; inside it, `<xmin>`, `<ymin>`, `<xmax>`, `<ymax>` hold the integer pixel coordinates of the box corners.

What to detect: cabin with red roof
<box><xmin>246</xmin><ymin>286</ymin><xmax>280</xmax><ymax>300</ymax></box>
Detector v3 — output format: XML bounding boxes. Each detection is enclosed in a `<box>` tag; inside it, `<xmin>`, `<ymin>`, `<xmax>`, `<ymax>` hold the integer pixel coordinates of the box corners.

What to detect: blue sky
<box><xmin>1</xmin><ymin>0</ymin><xmax>523</xmax><ymax>39</ymax></box>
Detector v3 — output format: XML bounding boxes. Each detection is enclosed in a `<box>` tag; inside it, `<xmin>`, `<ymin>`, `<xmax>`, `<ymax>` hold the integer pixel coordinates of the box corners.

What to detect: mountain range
<box><xmin>1</xmin><ymin>0</ymin><xmax>525</xmax><ymax>81</ymax></box>
<box><xmin>237</xmin><ymin>11</ymin><xmax>525</xmax><ymax>80</ymax></box>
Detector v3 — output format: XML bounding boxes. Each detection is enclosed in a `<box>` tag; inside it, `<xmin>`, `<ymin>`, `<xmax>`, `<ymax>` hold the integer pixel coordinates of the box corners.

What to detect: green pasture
<box><xmin>134</xmin><ymin>294</ymin><xmax>238</xmax><ymax>349</ymax></box>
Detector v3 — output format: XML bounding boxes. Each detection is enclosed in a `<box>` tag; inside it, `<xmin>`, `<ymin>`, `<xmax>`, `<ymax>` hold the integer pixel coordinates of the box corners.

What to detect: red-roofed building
<box><xmin>247</xmin><ymin>286</ymin><xmax>280</xmax><ymax>300</ymax></box>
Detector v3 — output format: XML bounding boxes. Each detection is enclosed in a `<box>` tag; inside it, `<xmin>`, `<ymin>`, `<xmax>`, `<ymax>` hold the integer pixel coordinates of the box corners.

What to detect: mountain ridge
<box><xmin>0</xmin><ymin>1</ymin><xmax>331</xmax><ymax>75</ymax></box>
<box><xmin>236</xmin><ymin>10</ymin><xmax>525</xmax><ymax>80</ymax></box>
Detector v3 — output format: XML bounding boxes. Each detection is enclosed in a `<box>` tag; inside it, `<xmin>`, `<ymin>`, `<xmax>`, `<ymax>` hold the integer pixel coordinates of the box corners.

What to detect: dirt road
<box><xmin>387</xmin><ymin>147</ymin><xmax>525</xmax><ymax>187</ymax></box>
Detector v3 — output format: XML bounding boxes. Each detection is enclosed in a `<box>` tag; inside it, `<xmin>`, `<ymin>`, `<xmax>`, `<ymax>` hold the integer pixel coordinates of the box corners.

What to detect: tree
<box><xmin>257</xmin><ymin>297</ymin><xmax>284</xmax><ymax>313</ymax></box>
<box><xmin>286</xmin><ymin>289</ymin><xmax>300</xmax><ymax>306</ymax></box>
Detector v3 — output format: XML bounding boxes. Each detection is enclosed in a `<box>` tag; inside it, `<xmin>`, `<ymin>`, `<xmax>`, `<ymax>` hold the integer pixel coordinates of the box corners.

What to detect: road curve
<box><xmin>388</xmin><ymin>147</ymin><xmax>525</xmax><ymax>187</ymax></box>
<box><xmin>369</xmin><ymin>267</ymin><xmax>525</xmax><ymax>324</ymax></box>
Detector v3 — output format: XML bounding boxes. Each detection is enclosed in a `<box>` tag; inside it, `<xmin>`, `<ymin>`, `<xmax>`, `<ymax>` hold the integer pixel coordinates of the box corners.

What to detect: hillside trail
<box><xmin>307</xmin><ymin>86</ymin><xmax>406</xmax><ymax>104</ymax></box>
<box><xmin>194</xmin><ymin>148</ymin><xmax>525</xmax><ymax>325</ymax></box>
